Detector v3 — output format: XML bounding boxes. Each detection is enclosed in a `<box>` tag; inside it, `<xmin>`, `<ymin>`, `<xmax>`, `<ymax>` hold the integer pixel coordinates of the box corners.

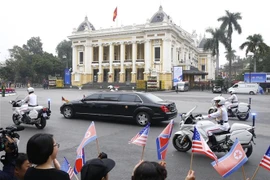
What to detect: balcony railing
<box><xmin>136</xmin><ymin>59</ymin><xmax>145</xmax><ymax>62</ymax></box>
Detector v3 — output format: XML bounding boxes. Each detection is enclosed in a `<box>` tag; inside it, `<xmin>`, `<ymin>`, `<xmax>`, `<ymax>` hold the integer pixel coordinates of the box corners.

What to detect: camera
<box><xmin>0</xmin><ymin>126</ymin><xmax>24</xmax><ymax>152</ymax></box>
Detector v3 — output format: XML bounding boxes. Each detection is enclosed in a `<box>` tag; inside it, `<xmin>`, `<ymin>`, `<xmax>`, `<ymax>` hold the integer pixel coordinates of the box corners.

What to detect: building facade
<box><xmin>68</xmin><ymin>6</ymin><xmax>215</xmax><ymax>89</ymax></box>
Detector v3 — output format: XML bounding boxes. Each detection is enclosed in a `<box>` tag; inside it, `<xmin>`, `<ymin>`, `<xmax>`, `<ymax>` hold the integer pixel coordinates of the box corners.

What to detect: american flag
<box><xmin>61</xmin><ymin>157</ymin><xmax>74</xmax><ymax>179</ymax></box>
<box><xmin>259</xmin><ymin>146</ymin><xmax>270</xmax><ymax>171</ymax></box>
<box><xmin>129</xmin><ymin>123</ymin><xmax>150</xmax><ymax>146</ymax></box>
<box><xmin>192</xmin><ymin>126</ymin><xmax>217</xmax><ymax>161</ymax></box>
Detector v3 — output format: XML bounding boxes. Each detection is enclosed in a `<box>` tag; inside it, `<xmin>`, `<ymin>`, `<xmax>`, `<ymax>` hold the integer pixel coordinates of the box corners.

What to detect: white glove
<box><xmin>195</xmin><ymin>116</ymin><xmax>203</xmax><ymax>120</ymax></box>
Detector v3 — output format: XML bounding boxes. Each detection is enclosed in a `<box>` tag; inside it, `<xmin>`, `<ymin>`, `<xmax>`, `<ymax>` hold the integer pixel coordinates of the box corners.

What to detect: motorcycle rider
<box><xmin>22</xmin><ymin>87</ymin><xmax>38</xmax><ymax>107</ymax></box>
<box><xmin>227</xmin><ymin>89</ymin><xmax>238</xmax><ymax>115</ymax></box>
<box><xmin>20</xmin><ymin>87</ymin><xmax>38</xmax><ymax>123</ymax></box>
<box><xmin>196</xmin><ymin>96</ymin><xmax>230</xmax><ymax>149</ymax></box>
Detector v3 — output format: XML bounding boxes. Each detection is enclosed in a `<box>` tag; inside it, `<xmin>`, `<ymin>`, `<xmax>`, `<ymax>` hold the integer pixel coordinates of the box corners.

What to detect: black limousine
<box><xmin>60</xmin><ymin>92</ymin><xmax>177</xmax><ymax>126</ymax></box>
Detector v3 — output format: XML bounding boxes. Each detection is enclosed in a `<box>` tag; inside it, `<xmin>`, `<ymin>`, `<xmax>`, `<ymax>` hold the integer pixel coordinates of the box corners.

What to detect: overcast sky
<box><xmin>1</xmin><ymin>0</ymin><xmax>269</xmax><ymax>66</ymax></box>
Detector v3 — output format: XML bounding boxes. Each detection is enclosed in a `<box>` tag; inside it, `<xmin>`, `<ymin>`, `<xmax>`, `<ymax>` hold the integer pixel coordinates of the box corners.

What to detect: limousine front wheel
<box><xmin>63</xmin><ymin>106</ymin><xmax>74</xmax><ymax>119</ymax></box>
<box><xmin>135</xmin><ymin>112</ymin><xmax>150</xmax><ymax>126</ymax></box>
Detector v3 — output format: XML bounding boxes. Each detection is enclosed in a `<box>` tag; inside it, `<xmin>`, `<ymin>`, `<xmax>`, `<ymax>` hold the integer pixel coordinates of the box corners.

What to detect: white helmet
<box><xmin>27</xmin><ymin>87</ymin><xmax>34</xmax><ymax>93</ymax></box>
<box><xmin>213</xmin><ymin>96</ymin><xmax>226</xmax><ymax>106</ymax></box>
<box><xmin>229</xmin><ymin>89</ymin><xmax>236</xmax><ymax>94</ymax></box>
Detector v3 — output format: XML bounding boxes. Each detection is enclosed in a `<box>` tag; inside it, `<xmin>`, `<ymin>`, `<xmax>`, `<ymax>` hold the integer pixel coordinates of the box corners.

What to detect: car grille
<box><xmin>168</xmin><ymin>103</ymin><xmax>177</xmax><ymax>112</ymax></box>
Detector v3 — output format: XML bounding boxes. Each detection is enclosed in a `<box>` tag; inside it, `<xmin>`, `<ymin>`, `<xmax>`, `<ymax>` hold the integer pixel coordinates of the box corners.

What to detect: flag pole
<box><xmin>190</xmin><ymin>152</ymin><xmax>194</xmax><ymax>170</ymax></box>
<box><xmin>74</xmin><ymin>174</ymin><xmax>79</xmax><ymax>180</ymax></box>
<box><xmin>251</xmin><ymin>165</ymin><xmax>260</xmax><ymax>180</ymax></box>
<box><xmin>141</xmin><ymin>146</ymin><xmax>145</xmax><ymax>161</ymax></box>
<box><xmin>96</xmin><ymin>138</ymin><xmax>101</xmax><ymax>154</ymax></box>
<box><xmin>241</xmin><ymin>166</ymin><xmax>246</xmax><ymax>180</ymax></box>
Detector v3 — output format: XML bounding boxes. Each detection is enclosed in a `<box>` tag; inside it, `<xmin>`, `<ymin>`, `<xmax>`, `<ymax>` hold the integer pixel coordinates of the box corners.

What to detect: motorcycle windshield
<box><xmin>184</xmin><ymin>106</ymin><xmax>197</xmax><ymax>120</ymax></box>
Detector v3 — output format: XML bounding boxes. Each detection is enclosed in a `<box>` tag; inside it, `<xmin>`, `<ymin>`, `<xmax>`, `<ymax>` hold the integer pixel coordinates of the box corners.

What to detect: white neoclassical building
<box><xmin>68</xmin><ymin>6</ymin><xmax>215</xmax><ymax>89</ymax></box>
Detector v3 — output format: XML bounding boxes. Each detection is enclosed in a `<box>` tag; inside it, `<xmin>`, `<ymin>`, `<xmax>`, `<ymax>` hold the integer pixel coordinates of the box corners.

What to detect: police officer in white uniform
<box><xmin>227</xmin><ymin>89</ymin><xmax>238</xmax><ymax>114</ymax></box>
<box><xmin>196</xmin><ymin>96</ymin><xmax>230</xmax><ymax>147</ymax></box>
<box><xmin>23</xmin><ymin>87</ymin><xmax>38</xmax><ymax>107</ymax></box>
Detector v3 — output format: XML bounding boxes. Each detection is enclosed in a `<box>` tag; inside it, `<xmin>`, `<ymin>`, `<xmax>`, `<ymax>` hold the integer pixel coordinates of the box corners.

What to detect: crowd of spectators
<box><xmin>0</xmin><ymin>133</ymin><xmax>197</xmax><ymax>180</ymax></box>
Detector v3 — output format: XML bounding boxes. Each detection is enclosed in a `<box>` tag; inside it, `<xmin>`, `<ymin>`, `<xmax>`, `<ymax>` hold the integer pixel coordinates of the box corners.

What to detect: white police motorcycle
<box><xmin>172</xmin><ymin>106</ymin><xmax>255</xmax><ymax>157</ymax></box>
<box><xmin>9</xmin><ymin>95</ymin><xmax>51</xmax><ymax>129</ymax></box>
<box><xmin>208</xmin><ymin>97</ymin><xmax>251</xmax><ymax>121</ymax></box>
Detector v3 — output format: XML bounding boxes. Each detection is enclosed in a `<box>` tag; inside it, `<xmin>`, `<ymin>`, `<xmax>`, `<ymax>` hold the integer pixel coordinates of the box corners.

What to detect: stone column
<box><xmin>72</xmin><ymin>45</ymin><xmax>77</xmax><ymax>73</ymax></box>
<box><xmin>84</xmin><ymin>44</ymin><xmax>92</xmax><ymax>73</ymax></box>
<box><xmin>119</xmin><ymin>42</ymin><xmax>125</xmax><ymax>83</ymax></box>
<box><xmin>98</xmin><ymin>44</ymin><xmax>103</xmax><ymax>82</ymax></box>
<box><xmin>162</xmin><ymin>38</ymin><xmax>172</xmax><ymax>73</ymax></box>
<box><xmin>144</xmin><ymin>39</ymin><xmax>151</xmax><ymax>79</ymax></box>
<box><xmin>108</xmin><ymin>43</ymin><xmax>114</xmax><ymax>83</ymax></box>
<box><xmin>131</xmin><ymin>41</ymin><xmax>137</xmax><ymax>83</ymax></box>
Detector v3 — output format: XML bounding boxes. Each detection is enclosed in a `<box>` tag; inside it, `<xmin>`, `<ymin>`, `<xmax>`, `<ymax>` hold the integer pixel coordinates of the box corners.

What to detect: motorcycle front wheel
<box><xmin>35</xmin><ymin>117</ymin><xmax>46</xmax><ymax>129</ymax></box>
<box><xmin>12</xmin><ymin>114</ymin><xmax>21</xmax><ymax>125</ymax></box>
<box><xmin>172</xmin><ymin>134</ymin><xmax>192</xmax><ymax>152</ymax></box>
<box><xmin>242</xmin><ymin>144</ymin><xmax>253</xmax><ymax>157</ymax></box>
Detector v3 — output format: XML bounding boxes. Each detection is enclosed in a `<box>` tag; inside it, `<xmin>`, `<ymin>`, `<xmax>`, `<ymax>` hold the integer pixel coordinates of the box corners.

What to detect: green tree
<box><xmin>203</xmin><ymin>28</ymin><xmax>226</xmax><ymax>77</ymax></box>
<box><xmin>56</xmin><ymin>40</ymin><xmax>72</xmax><ymax>68</ymax></box>
<box><xmin>239</xmin><ymin>34</ymin><xmax>269</xmax><ymax>72</ymax></box>
<box><xmin>224</xmin><ymin>49</ymin><xmax>237</xmax><ymax>62</ymax></box>
<box><xmin>218</xmin><ymin>10</ymin><xmax>242</xmax><ymax>85</ymax></box>
<box><xmin>0</xmin><ymin>37</ymin><xmax>65</xmax><ymax>84</ymax></box>
<box><xmin>23</xmin><ymin>37</ymin><xmax>43</xmax><ymax>55</ymax></box>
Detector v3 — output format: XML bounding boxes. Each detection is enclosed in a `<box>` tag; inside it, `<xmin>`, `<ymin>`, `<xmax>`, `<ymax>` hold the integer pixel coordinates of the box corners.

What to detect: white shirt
<box><xmin>228</xmin><ymin>94</ymin><xmax>238</xmax><ymax>103</ymax></box>
<box><xmin>23</xmin><ymin>93</ymin><xmax>38</xmax><ymax>106</ymax></box>
<box><xmin>207</xmin><ymin>105</ymin><xmax>228</xmax><ymax>121</ymax></box>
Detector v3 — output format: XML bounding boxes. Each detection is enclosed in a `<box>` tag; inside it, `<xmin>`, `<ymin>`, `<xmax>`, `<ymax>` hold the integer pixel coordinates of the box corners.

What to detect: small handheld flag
<box><xmin>74</xmin><ymin>148</ymin><xmax>85</xmax><ymax>174</ymax></box>
<box><xmin>76</xmin><ymin>121</ymin><xmax>97</xmax><ymax>154</ymax></box>
<box><xmin>259</xmin><ymin>146</ymin><xmax>270</xmax><ymax>171</ymax></box>
<box><xmin>192</xmin><ymin>127</ymin><xmax>217</xmax><ymax>161</ymax></box>
<box><xmin>156</xmin><ymin>120</ymin><xmax>174</xmax><ymax>160</ymax></box>
<box><xmin>129</xmin><ymin>123</ymin><xmax>150</xmax><ymax>147</ymax></box>
<box><xmin>211</xmin><ymin>138</ymin><xmax>248</xmax><ymax>178</ymax></box>
<box><xmin>61</xmin><ymin>157</ymin><xmax>75</xmax><ymax>179</ymax></box>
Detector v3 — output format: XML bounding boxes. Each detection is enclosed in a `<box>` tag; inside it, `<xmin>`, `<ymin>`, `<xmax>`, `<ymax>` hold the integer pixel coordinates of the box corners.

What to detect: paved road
<box><xmin>0</xmin><ymin>89</ymin><xmax>269</xmax><ymax>180</ymax></box>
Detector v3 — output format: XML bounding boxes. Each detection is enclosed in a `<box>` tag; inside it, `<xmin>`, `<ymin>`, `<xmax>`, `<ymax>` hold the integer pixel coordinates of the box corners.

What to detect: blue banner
<box><xmin>173</xmin><ymin>66</ymin><xmax>183</xmax><ymax>86</ymax></box>
<box><xmin>244</xmin><ymin>73</ymin><xmax>266</xmax><ymax>83</ymax></box>
<box><xmin>64</xmin><ymin>68</ymin><xmax>71</xmax><ymax>85</ymax></box>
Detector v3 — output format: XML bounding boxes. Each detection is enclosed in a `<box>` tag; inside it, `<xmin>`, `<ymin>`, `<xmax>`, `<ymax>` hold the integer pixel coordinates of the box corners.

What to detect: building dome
<box><xmin>198</xmin><ymin>38</ymin><xmax>207</xmax><ymax>48</ymax></box>
<box><xmin>149</xmin><ymin>6</ymin><xmax>169</xmax><ymax>23</ymax></box>
<box><xmin>77</xmin><ymin>16</ymin><xmax>95</xmax><ymax>31</ymax></box>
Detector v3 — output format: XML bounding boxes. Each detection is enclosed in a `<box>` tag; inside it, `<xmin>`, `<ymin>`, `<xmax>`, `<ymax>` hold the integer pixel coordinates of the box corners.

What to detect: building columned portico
<box><xmin>68</xmin><ymin>6</ymin><xmax>215</xmax><ymax>90</ymax></box>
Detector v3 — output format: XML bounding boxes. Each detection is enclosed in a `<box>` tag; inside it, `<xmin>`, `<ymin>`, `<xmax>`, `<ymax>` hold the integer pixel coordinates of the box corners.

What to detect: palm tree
<box><xmin>218</xmin><ymin>10</ymin><xmax>242</xmax><ymax>85</ymax></box>
<box><xmin>239</xmin><ymin>34</ymin><xmax>269</xmax><ymax>72</ymax></box>
<box><xmin>203</xmin><ymin>28</ymin><xmax>226</xmax><ymax>77</ymax></box>
<box><xmin>224</xmin><ymin>49</ymin><xmax>237</xmax><ymax>62</ymax></box>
